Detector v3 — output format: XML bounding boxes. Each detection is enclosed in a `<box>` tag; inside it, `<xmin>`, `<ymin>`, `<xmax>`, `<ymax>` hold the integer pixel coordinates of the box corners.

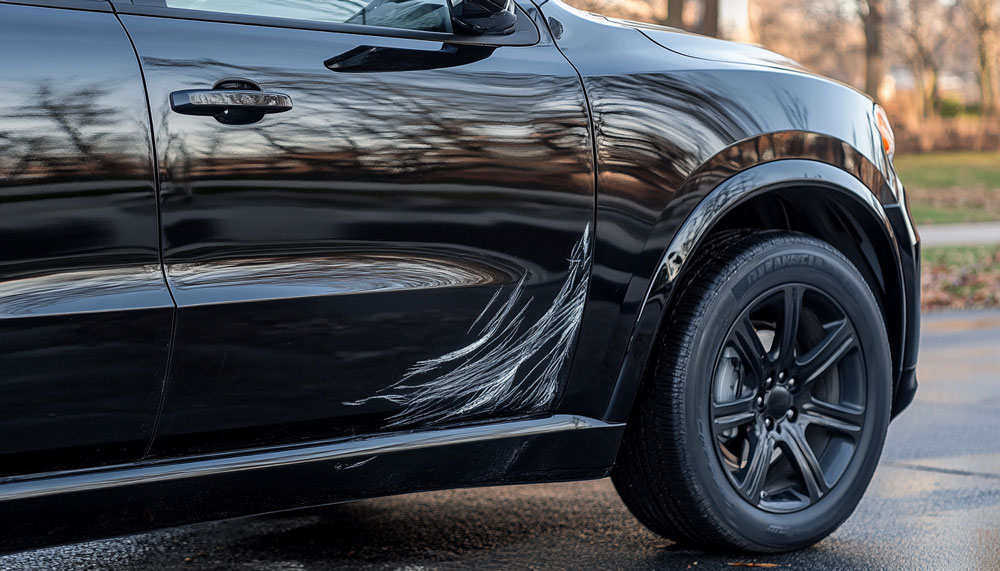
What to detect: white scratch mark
<box><xmin>345</xmin><ymin>225</ymin><xmax>592</xmax><ymax>428</ymax></box>
<box><xmin>468</xmin><ymin>284</ymin><xmax>505</xmax><ymax>333</ymax></box>
<box><xmin>332</xmin><ymin>456</ymin><xmax>376</xmax><ymax>470</ymax></box>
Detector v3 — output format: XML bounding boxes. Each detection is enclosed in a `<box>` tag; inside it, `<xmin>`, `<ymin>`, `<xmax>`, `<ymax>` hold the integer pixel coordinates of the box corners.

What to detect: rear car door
<box><xmin>117</xmin><ymin>0</ymin><xmax>596</xmax><ymax>457</ymax></box>
<box><xmin>0</xmin><ymin>0</ymin><xmax>172</xmax><ymax>475</ymax></box>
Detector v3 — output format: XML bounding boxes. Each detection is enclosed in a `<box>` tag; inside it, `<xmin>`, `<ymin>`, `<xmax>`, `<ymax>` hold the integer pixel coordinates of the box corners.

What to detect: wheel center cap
<box><xmin>765</xmin><ymin>386</ymin><xmax>792</xmax><ymax>418</ymax></box>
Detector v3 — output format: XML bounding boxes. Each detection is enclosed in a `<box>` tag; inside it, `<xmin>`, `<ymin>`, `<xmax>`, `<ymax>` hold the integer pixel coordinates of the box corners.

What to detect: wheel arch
<box><xmin>601</xmin><ymin>157</ymin><xmax>907</xmax><ymax>424</ymax></box>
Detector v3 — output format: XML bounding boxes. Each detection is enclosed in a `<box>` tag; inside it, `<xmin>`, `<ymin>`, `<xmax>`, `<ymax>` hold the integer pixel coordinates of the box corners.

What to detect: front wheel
<box><xmin>612</xmin><ymin>230</ymin><xmax>891</xmax><ymax>552</ymax></box>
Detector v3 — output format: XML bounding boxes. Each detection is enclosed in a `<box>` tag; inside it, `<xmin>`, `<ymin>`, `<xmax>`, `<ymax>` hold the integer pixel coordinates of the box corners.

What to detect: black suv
<box><xmin>0</xmin><ymin>0</ymin><xmax>918</xmax><ymax>553</ymax></box>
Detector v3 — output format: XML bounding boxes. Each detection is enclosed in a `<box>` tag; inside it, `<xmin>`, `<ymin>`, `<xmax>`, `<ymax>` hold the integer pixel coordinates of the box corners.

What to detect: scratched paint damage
<box><xmin>331</xmin><ymin>457</ymin><xmax>376</xmax><ymax>471</ymax></box>
<box><xmin>346</xmin><ymin>225</ymin><xmax>592</xmax><ymax>427</ymax></box>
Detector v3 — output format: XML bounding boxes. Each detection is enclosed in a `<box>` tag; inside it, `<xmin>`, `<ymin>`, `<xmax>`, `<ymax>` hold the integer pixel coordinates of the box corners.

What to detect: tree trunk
<box><xmin>977</xmin><ymin>36</ymin><xmax>996</xmax><ymax>115</ymax></box>
<box><xmin>928</xmin><ymin>65</ymin><xmax>940</xmax><ymax>114</ymax></box>
<box><xmin>910</xmin><ymin>61</ymin><xmax>928</xmax><ymax>117</ymax></box>
<box><xmin>863</xmin><ymin>0</ymin><xmax>885</xmax><ymax>101</ymax></box>
<box><xmin>702</xmin><ymin>0</ymin><xmax>719</xmax><ymax>37</ymax></box>
<box><xmin>914</xmin><ymin>62</ymin><xmax>936</xmax><ymax>118</ymax></box>
<box><xmin>667</xmin><ymin>0</ymin><xmax>685</xmax><ymax>28</ymax></box>
<box><xmin>965</xmin><ymin>0</ymin><xmax>998</xmax><ymax>115</ymax></box>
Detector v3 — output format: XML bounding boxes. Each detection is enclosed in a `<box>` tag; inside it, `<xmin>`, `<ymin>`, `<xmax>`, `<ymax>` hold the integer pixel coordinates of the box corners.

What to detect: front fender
<box><xmin>543</xmin><ymin>0</ymin><xmax>919</xmax><ymax>425</ymax></box>
<box><xmin>600</xmin><ymin>158</ymin><xmax>905</xmax><ymax>422</ymax></box>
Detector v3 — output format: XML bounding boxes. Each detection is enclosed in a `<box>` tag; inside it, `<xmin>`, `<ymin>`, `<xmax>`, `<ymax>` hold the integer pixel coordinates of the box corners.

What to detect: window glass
<box><xmin>165</xmin><ymin>0</ymin><xmax>454</xmax><ymax>33</ymax></box>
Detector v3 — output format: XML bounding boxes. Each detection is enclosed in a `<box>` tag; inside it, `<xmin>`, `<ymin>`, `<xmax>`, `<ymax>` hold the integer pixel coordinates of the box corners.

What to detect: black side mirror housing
<box><xmin>449</xmin><ymin>0</ymin><xmax>518</xmax><ymax>35</ymax></box>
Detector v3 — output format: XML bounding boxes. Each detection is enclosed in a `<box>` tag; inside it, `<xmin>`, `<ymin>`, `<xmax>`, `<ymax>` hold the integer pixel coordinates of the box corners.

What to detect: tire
<box><xmin>612</xmin><ymin>230</ymin><xmax>892</xmax><ymax>552</ymax></box>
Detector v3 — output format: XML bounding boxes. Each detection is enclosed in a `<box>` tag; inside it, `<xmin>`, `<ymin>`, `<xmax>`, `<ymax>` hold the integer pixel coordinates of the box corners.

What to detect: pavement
<box><xmin>2</xmin><ymin>310</ymin><xmax>998</xmax><ymax>570</ymax></box>
<box><xmin>919</xmin><ymin>221</ymin><xmax>1000</xmax><ymax>246</ymax></box>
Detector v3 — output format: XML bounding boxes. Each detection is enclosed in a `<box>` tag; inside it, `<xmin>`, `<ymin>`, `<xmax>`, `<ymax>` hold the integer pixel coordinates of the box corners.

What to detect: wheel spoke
<box><xmin>794</xmin><ymin>319</ymin><xmax>857</xmax><ymax>389</ymax></box>
<box><xmin>714</xmin><ymin>412</ymin><xmax>756</xmax><ymax>434</ymax></box>
<box><xmin>730</xmin><ymin>315</ymin><xmax>767</xmax><ymax>386</ymax></box>
<box><xmin>740</xmin><ymin>431</ymin><xmax>775</xmax><ymax>504</ymax></box>
<box><xmin>775</xmin><ymin>286</ymin><xmax>802</xmax><ymax>366</ymax></box>
<box><xmin>712</xmin><ymin>395</ymin><xmax>757</xmax><ymax>434</ymax></box>
<box><xmin>800</xmin><ymin>398</ymin><xmax>864</xmax><ymax>438</ymax></box>
<box><xmin>781</xmin><ymin>424</ymin><xmax>829</xmax><ymax>501</ymax></box>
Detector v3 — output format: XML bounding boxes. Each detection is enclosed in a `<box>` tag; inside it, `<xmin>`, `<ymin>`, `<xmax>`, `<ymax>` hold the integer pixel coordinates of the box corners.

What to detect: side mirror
<box><xmin>449</xmin><ymin>0</ymin><xmax>518</xmax><ymax>35</ymax></box>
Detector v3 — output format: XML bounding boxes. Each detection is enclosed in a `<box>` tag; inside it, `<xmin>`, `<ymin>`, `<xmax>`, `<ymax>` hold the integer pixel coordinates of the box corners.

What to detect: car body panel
<box><xmin>533</xmin><ymin>0</ymin><xmax>918</xmax><ymax>421</ymax></box>
<box><xmin>0</xmin><ymin>1</ymin><xmax>171</xmax><ymax>477</ymax></box>
<box><xmin>612</xmin><ymin>17</ymin><xmax>806</xmax><ymax>72</ymax></box>
<box><xmin>118</xmin><ymin>7</ymin><xmax>595</xmax><ymax>457</ymax></box>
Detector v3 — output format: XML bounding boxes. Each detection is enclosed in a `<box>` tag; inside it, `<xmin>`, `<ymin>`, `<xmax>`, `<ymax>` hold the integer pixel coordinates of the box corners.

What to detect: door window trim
<box><xmin>113</xmin><ymin>0</ymin><xmax>539</xmax><ymax>46</ymax></box>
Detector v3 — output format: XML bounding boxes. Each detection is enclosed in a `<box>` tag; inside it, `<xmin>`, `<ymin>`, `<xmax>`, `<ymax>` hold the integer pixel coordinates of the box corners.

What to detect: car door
<box><xmin>0</xmin><ymin>0</ymin><xmax>172</xmax><ymax>475</ymax></box>
<box><xmin>117</xmin><ymin>0</ymin><xmax>596</xmax><ymax>457</ymax></box>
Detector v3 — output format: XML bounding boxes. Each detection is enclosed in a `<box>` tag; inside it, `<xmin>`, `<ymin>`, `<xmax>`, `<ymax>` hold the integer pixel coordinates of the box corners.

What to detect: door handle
<box><xmin>170</xmin><ymin>89</ymin><xmax>293</xmax><ymax>116</ymax></box>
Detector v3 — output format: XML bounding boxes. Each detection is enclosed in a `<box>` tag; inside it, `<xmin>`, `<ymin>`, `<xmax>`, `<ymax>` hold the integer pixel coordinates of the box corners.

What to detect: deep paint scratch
<box><xmin>345</xmin><ymin>225</ymin><xmax>592</xmax><ymax>427</ymax></box>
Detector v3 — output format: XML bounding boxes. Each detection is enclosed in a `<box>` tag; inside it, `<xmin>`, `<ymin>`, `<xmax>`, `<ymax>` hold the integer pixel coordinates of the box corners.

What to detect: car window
<box><xmin>165</xmin><ymin>0</ymin><xmax>454</xmax><ymax>33</ymax></box>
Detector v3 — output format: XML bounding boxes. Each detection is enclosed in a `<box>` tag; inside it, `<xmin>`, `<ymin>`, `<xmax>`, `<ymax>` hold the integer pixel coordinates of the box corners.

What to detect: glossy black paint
<box><xmin>120</xmin><ymin>7</ymin><xmax>594</xmax><ymax>456</ymax></box>
<box><xmin>0</xmin><ymin>0</ymin><xmax>919</xmax><ymax>552</ymax></box>
<box><xmin>534</xmin><ymin>2</ymin><xmax>918</xmax><ymax>422</ymax></box>
<box><xmin>0</xmin><ymin>2</ymin><xmax>171</xmax><ymax>476</ymax></box>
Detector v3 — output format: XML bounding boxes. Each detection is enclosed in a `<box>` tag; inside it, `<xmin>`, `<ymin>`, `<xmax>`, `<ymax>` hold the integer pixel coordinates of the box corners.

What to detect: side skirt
<box><xmin>0</xmin><ymin>415</ymin><xmax>624</xmax><ymax>553</ymax></box>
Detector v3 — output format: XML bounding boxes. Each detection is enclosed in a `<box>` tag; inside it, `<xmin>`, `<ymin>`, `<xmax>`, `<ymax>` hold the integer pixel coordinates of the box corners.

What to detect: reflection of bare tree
<box><xmin>586</xmin><ymin>71</ymin><xmax>764</xmax><ymax>208</ymax></box>
<box><xmin>0</xmin><ymin>79</ymin><xmax>150</xmax><ymax>192</ymax></box>
<box><xmin>142</xmin><ymin>55</ymin><xmax>593</xmax><ymax>195</ymax></box>
<box><xmin>0</xmin><ymin>59</ymin><xmax>162</xmax><ymax>288</ymax></box>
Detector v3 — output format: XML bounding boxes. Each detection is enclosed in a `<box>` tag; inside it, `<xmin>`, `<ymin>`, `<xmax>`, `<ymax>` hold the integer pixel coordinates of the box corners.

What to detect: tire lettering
<box><xmin>732</xmin><ymin>254</ymin><xmax>826</xmax><ymax>298</ymax></box>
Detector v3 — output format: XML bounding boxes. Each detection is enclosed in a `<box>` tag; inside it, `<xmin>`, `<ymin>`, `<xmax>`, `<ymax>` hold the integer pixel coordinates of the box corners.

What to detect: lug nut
<box><xmin>778</xmin><ymin>371</ymin><xmax>785</xmax><ymax>381</ymax></box>
<box><xmin>764</xmin><ymin>377</ymin><xmax>773</xmax><ymax>389</ymax></box>
<box><xmin>786</xmin><ymin>408</ymin><xmax>796</xmax><ymax>421</ymax></box>
<box><xmin>756</xmin><ymin>396</ymin><xmax>765</xmax><ymax>407</ymax></box>
<box><xmin>764</xmin><ymin>417</ymin><xmax>774</xmax><ymax>429</ymax></box>
<box><xmin>788</xmin><ymin>378</ymin><xmax>796</xmax><ymax>389</ymax></box>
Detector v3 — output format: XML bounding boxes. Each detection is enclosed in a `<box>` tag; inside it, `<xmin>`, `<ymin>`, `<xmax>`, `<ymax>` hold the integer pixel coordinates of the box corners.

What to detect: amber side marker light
<box><xmin>874</xmin><ymin>104</ymin><xmax>895</xmax><ymax>160</ymax></box>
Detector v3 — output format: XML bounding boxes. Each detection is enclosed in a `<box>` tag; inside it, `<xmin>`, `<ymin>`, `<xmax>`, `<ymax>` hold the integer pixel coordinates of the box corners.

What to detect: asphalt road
<box><xmin>3</xmin><ymin>310</ymin><xmax>998</xmax><ymax>570</ymax></box>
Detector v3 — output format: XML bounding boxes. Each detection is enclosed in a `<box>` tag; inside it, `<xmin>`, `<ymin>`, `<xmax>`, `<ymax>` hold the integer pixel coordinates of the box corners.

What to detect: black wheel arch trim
<box><xmin>600</xmin><ymin>155</ymin><xmax>917</xmax><ymax>425</ymax></box>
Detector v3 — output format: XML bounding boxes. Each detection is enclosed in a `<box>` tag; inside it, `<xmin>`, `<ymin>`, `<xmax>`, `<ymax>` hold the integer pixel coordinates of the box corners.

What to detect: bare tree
<box><xmin>859</xmin><ymin>0</ymin><xmax>887</xmax><ymax>100</ymax></box>
<box><xmin>753</xmin><ymin>0</ymin><xmax>865</xmax><ymax>87</ymax></box>
<box><xmin>963</xmin><ymin>0</ymin><xmax>999</xmax><ymax>114</ymax></box>
<box><xmin>891</xmin><ymin>0</ymin><xmax>960</xmax><ymax>116</ymax></box>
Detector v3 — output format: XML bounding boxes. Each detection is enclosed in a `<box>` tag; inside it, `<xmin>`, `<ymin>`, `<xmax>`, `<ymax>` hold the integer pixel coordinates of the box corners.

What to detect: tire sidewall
<box><xmin>683</xmin><ymin>239</ymin><xmax>891</xmax><ymax>550</ymax></box>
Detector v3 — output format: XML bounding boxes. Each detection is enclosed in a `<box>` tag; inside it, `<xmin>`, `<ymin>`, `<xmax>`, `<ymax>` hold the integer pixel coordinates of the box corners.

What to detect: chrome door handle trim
<box><xmin>169</xmin><ymin>89</ymin><xmax>293</xmax><ymax>116</ymax></box>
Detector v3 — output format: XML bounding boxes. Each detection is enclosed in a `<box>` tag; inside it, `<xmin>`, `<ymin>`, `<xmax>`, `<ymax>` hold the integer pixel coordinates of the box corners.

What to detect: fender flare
<box><xmin>601</xmin><ymin>158</ymin><xmax>906</xmax><ymax>423</ymax></box>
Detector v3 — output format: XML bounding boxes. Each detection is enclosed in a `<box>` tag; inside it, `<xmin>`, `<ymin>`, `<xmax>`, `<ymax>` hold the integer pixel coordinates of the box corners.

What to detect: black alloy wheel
<box><xmin>711</xmin><ymin>283</ymin><xmax>866</xmax><ymax>513</ymax></box>
<box><xmin>613</xmin><ymin>230</ymin><xmax>891</xmax><ymax>552</ymax></box>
